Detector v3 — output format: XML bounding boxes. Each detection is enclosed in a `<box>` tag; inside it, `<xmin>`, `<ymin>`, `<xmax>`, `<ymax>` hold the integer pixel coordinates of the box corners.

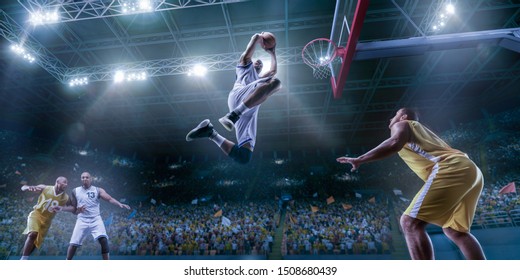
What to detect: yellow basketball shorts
<box><xmin>22</xmin><ymin>212</ymin><xmax>52</xmax><ymax>249</ymax></box>
<box><xmin>404</xmin><ymin>156</ymin><xmax>484</xmax><ymax>232</ymax></box>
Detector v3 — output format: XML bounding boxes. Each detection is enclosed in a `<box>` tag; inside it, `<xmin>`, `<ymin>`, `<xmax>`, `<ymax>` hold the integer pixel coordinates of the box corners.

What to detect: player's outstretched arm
<box><xmin>239</xmin><ymin>33</ymin><xmax>261</xmax><ymax>66</ymax></box>
<box><xmin>21</xmin><ymin>184</ymin><xmax>46</xmax><ymax>192</ymax></box>
<box><xmin>99</xmin><ymin>188</ymin><xmax>131</xmax><ymax>210</ymax></box>
<box><xmin>50</xmin><ymin>205</ymin><xmax>84</xmax><ymax>214</ymax></box>
<box><xmin>337</xmin><ymin>121</ymin><xmax>410</xmax><ymax>171</ymax></box>
<box><xmin>50</xmin><ymin>192</ymin><xmax>84</xmax><ymax>214</ymax></box>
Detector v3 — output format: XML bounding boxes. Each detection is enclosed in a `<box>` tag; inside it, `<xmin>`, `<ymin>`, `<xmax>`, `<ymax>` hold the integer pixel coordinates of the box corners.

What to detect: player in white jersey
<box><xmin>65</xmin><ymin>172</ymin><xmax>130</xmax><ymax>260</ymax></box>
<box><xmin>186</xmin><ymin>32</ymin><xmax>281</xmax><ymax>164</ymax></box>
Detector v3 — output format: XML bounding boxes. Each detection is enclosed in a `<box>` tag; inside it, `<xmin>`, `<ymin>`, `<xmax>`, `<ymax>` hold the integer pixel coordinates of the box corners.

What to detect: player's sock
<box><xmin>209</xmin><ymin>131</ymin><xmax>225</xmax><ymax>147</ymax></box>
<box><xmin>233</xmin><ymin>102</ymin><xmax>250</xmax><ymax>116</ymax></box>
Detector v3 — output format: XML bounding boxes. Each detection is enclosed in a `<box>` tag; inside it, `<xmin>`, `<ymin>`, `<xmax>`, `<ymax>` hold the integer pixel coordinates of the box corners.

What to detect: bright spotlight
<box><xmin>11</xmin><ymin>44</ymin><xmax>25</xmax><ymax>54</ymax></box>
<box><xmin>318</xmin><ymin>56</ymin><xmax>330</xmax><ymax>64</ymax></box>
<box><xmin>114</xmin><ymin>71</ymin><xmax>125</xmax><ymax>83</ymax></box>
<box><xmin>139</xmin><ymin>0</ymin><xmax>153</xmax><ymax>11</ymax></box>
<box><xmin>188</xmin><ymin>64</ymin><xmax>208</xmax><ymax>77</ymax></box>
<box><xmin>126</xmin><ymin>71</ymin><xmax>147</xmax><ymax>81</ymax></box>
<box><xmin>446</xmin><ymin>4</ymin><xmax>455</xmax><ymax>14</ymax></box>
<box><xmin>10</xmin><ymin>44</ymin><xmax>36</xmax><ymax>63</ymax></box>
<box><xmin>114</xmin><ymin>70</ymin><xmax>147</xmax><ymax>83</ymax></box>
<box><xmin>121</xmin><ymin>0</ymin><xmax>153</xmax><ymax>14</ymax></box>
<box><xmin>23</xmin><ymin>53</ymin><xmax>36</xmax><ymax>63</ymax></box>
<box><xmin>431</xmin><ymin>3</ymin><xmax>455</xmax><ymax>33</ymax></box>
<box><xmin>29</xmin><ymin>10</ymin><xmax>60</xmax><ymax>25</ymax></box>
<box><xmin>69</xmin><ymin>77</ymin><xmax>89</xmax><ymax>87</ymax></box>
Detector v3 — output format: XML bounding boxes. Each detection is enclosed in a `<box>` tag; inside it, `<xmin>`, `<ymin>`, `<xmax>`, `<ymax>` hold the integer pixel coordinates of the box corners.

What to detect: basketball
<box><xmin>261</xmin><ymin>32</ymin><xmax>276</xmax><ymax>49</ymax></box>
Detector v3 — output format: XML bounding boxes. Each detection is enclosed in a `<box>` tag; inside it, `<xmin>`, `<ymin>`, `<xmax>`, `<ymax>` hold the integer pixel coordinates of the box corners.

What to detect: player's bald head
<box><xmin>56</xmin><ymin>176</ymin><xmax>67</xmax><ymax>184</ymax></box>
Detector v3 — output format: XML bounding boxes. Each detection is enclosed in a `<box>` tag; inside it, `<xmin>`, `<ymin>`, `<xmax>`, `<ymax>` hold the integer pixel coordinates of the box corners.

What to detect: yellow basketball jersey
<box><xmin>398</xmin><ymin>120</ymin><xmax>466</xmax><ymax>181</ymax></box>
<box><xmin>32</xmin><ymin>185</ymin><xmax>70</xmax><ymax>221</ymax></box>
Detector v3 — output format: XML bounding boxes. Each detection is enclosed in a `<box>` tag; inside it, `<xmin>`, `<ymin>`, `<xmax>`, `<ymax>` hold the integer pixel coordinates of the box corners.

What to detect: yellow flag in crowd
<box><xmin>368</xmin><ymin>197</ymin><xmax>376</xmax><ymax>204</ymax></box>
<box><xmin>342</xmin><ymin>203</ymin><xmax>353</xmax><ymax>210</ymax></box>
<box><xmin>213</xmin><ymin>209</ymin><xmax>223</xmax><ymax>217</ymax></box>
<box><xmin>326</xmin><ymin>196</ymin><xmax>335</xmax><ymax>205</ymax></box>
<box><xmin>289</xmin><ymin>213</ymin><xmax>298</xmax><ymax>224</ymax></box>
<box><xmin>311</xmin><ymin>205</ymin><xmax>319</xmax><ymax>213</ymax></box>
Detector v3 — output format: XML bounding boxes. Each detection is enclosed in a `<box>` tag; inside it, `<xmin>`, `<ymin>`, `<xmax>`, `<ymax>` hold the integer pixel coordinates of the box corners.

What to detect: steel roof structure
<box><xmin>1</xmin><ymin>0</ymin><xmax>519</xmax><ymax>162</ymax></box>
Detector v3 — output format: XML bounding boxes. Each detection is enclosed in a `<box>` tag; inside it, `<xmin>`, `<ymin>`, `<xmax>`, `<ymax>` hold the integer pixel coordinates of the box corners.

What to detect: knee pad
<box><xmin>98</xmin><ymin>237</ymin><xmax>110</xmax><ymax>254</ymax></box>
<box><xmin>229</xmin><ymin>145</ymin><xmax>252</xmax><ymax>164</ymax></box>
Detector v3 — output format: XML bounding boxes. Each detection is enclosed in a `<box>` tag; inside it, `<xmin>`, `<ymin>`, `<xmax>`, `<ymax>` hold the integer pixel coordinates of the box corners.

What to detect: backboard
<box><xmin>329</xmin><ymin>0</ymin><xmax>369</xmax><ymax>99</ymax></box>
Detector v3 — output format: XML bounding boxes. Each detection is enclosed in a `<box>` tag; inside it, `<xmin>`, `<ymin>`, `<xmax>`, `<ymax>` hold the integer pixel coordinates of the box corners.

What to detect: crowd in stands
<box><xmin>1</xmin><ymin>107</ymin><xmax>519</xmax><ymax>259</ymax></box>
<box><xmin>283</xmin><ymin>198</ymin><xmax>393</xmax><ymax>256</ymax></box>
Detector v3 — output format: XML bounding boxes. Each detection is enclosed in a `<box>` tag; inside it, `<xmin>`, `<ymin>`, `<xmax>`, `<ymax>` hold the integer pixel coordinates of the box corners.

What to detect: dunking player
<box><xmin>337</xmin><ymin>108</ymin><xmax>486</xmax><ymax>260</ymax></box>
<box><xmin>186</xmin><ymin>32</ymin><xmax>282</xmax><ymax>164</ymax></box>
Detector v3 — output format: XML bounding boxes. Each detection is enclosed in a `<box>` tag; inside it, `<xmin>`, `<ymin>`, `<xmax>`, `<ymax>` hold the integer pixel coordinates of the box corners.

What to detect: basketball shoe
<box><xmin>219</xmin><ymin>112</ymin><xmax>240</xmax><ymax>131</ymax></box>
<box><xmin>186</xmin><ymin>119</ymin><xmax>215</xmax><ymax>141</ymax></box>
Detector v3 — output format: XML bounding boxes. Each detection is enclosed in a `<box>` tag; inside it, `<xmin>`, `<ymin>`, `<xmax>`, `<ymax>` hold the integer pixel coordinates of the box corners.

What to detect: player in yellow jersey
<box><xmin>20</xmin><ymin>176</ymin><xmax>72</xmax><ymax>260</ymax></box>
<box><xmin>336</xmin><ymin>108</ymin><xmax>486</xmax><ymax>260</ymax></box>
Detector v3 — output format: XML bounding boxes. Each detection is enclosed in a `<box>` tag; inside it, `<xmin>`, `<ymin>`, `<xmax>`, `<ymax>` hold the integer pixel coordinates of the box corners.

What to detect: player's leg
<box><xmin>20</xmin><ymin>231</ymin><xmax>38</xmax><ymax>259</ymax></box>
<box><xmin>67</xmin><ymin>219</ymin><xmax>87</xmax><ymax>260</ymax></box>
<box><xmin>98</xmin><ymin>237</ymin><xmax>110</xmax><ymax>260</ymax></box>
<box><xmin>66</xmin><ymin>245</ymin><xmax>79</xmax><ymax>260</ymax></box>
<box><xmin>243</xmin><ymin>77</ymin><xmax>281</xmax><ymax>108</ymax></box>
<box><xmin>219</xmin><ymin>78</ymin><xmax>281</xmax><ymax>131</ymax></box>
<box><xmin>400</xmin><ymin>214</ymin><xmax>434</xmax><ymax>260</ymax></box>
<box><xmin>228</xmin><ymin>143</ymin><xmax>253</xmax><ymax>164</ymax></box>
<box><xmin>441</xmin><ymin>165</ymin><xmax>485</xmax><ymax>260</ymax></box>
<box><xmin>185</xmin><ymin>119</ymin><xmax>252</xmax><ymax>164</ymax></box>
<box><xmin>442</xmin><ymin>227</ymin><xmax>485</xmax><ymax>260</ymax></box>
<box><xmin>186</xmin><ymin>119</ymin><xmax>236</xmax><ymax>155</ymax></box>
<box><xmin>21</xmin><ymin>214</ymin><xmax>46</xmax><ymax>260</ymax></box>
<box><xmin>91</xmin><ymin>216</ymin><xmax>110</xmax><ymax>260</ymax></box>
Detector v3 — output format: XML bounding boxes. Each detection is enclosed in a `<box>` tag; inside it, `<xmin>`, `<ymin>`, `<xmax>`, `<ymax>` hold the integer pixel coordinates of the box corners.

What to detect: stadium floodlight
<box><xmin>114</xmin><ymin>70</ymin><xmax>147</xmax><ymax>83</ymax></box>
<box><xmin>431</xmin><ymin>3</ymin><xmax>456</xmax><ymax>32</ymax></box>
<box><xmin>69</xmin><ymin>77</ymin><xmax>89</xmax><ymax>87</ymax></box>
<box><xmin>114</xmin><ymin>70</ymin><xmax>126</xmax><ymax>83</ymax></box>
<box><xmin>29</xmin><ymin>10</ymin><xmax>60</xmax><ymax>25</ymax></box>
<box><xmin>126</xmin><ymin>71</ymin><xmax>147</xmax><ymax>81</ymax></box>
<box><xmin>188</xmin><ymin>64</ymin><xmax>208</xmax><ymax>77</ymax></box>
<box><xmin>10</xmin><ymin>44</ymin><xmax>36</xmax><ymax>63</ymax></box>
<box><xmin>446</xmin><ymin>3</ymin><xmax>455</xmax><ymax>14</ymax></box>
<box><xmin>121</xmin><ymin>0</ymin><xmax>154</xmax><ymax>14</ymax></box>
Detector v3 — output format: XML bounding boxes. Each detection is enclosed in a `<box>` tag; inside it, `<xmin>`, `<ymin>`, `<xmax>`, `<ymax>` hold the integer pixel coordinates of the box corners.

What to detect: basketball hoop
<box><xmin>302</xmin><ymin>38</ymin><xmax>345</xmax><ymax>80</ymax></box>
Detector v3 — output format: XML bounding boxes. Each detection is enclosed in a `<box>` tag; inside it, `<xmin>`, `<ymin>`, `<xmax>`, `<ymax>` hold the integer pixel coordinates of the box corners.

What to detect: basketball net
<box><xmin>302</xmin><ymin>38</ymin><xmax>340</xmax><ymax>80</ymax></box>
<box><xmin>312</xmin><ymin>65</ymin><xmax>332</xmax><ymax>80</ymax></box>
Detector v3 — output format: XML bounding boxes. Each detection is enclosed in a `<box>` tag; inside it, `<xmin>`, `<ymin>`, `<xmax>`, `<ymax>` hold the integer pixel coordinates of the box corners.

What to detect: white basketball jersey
<box><xmin>73</xmin><ymin>185</ymin><xmax>101</xmax><ymax>219</ymax></box>
<box><xmin>234</xmin><ymin>61</ymin><xmax>260</xmax><ymax>87</ymax></box>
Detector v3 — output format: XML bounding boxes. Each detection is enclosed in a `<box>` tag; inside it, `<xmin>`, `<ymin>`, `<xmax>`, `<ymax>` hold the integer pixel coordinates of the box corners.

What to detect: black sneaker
<box><xmin>219</xmin><ymin>111</ymin><xmax>240</xmax><ymax>131</ymax></box>
<box><xmin>186</xmin><ymin>119</ymin><xmax>214</xmax><ymax>141</ymax></box>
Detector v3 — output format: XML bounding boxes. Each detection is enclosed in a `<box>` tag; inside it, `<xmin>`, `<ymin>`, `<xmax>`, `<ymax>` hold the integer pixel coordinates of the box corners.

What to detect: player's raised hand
<box><xmin>49</xmin><ymin>205</ymin><xmax>62</xmax><ymax>212</ymax></box>
<box><xmin>120</xmin><ymin>203</ymin><xmax>131</xmax><ymax>210</ymax></box>
<box><xmin>76</xmin><ymin>205</ymin><xmax>86</xmax><ymax>214</ymax></box>
<box><xmin>264</xmin><ymin>46</ymin><xmax>275</xmax><ymax>54</ymax></box>
<box><xmin>336</xmin><ymin>156</ymin><xmax>360</xmax><ymax>172</ymax></box>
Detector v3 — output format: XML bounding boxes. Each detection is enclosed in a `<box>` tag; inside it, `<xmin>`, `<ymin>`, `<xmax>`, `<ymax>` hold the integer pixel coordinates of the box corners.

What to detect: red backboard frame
<box><xmin>330</xmin><ymin>0</ymin><xmax>370</xmax><ymax>99</ymax></box>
